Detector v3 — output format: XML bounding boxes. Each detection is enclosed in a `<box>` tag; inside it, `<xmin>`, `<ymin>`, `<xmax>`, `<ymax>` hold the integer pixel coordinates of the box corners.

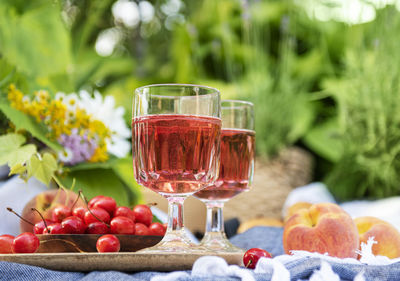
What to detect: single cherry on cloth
<box><xmin>84</xmin><ymin>208</ymin><xmax>111</xmax><ymax>225</ymax></box>
<box><xmin>61</xmin><ymin>216</ymin><xmax>86</xmax><ymax>234</ymax></box>
<box><xmin>114</xmin><ymin>206</ymin><xmax>135</xmax><ymax>222</ymax></box>
<box><xmin>90</xmin><ymin>196</ymin><xmax>116</xmax><ymax>216</ymax></box>
<box><xmin>110</xmin><ymin>216</ymin><xmax>135</xmax><ymax>234</ymax></box>
<box><xmin>12</xmin><ymin>233</ymin><xmax>40</xmax><ymax>253</ymax></box>
<box><xmin>96</xmin><ymin>234</ymin><xmax>120</xmax><ymax>253</ymax></box>
<box><xmin>243</xmin><ymin>248</ymin><xmax>272</xmax><ymax>269</ymax></box>
<box><xmin>86</xmin><ymin>222</ymin><xmax>110</xmax><ymax>234</ymax></box>
<box><xmin>0</xmin><ymin>235</ymin><xmax>14</xmax><ymax>254</ymax></box>
<box><xmin>133</xmin><ymin>205</ymin><xmax>152</xmax><ymax>226</ymax></box>
<box><xmin>149</xmin><ymin>222</ymin><xmax>166</xmax><ymax>236</ymax></box>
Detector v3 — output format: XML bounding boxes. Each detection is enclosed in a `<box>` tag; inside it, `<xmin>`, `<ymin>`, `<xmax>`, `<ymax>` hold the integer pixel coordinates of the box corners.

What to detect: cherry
<box><xmin>86</xmin><ymin>222</ymin><xmax>110</xmax><ymax>234</ymax></box>
<box><xmin>12</xmin><ymin>233</ymin><xmax>40</xmax><ymax>253</ymax></box>
<box><xmin>133</xmin><ymin>205</ymin><xmax>153</xmax><ymax>226</ymax></box>
<box><xmin>135</xmin><ymin>223</ymin><xmax>150</xmax><ymax>235</ymax></box>
<box><xmin>72</xmin><ymin>207</ymin><xmax>87</xmax><ymax>221</ymax></box>
<box><xmin>110</xmin><ymin>216</ymin><xmax>135</xmax><ymax>234</ymax></box>
<box><xmin>243</xmin><ymin>248</ymin><xmax>272</xmax><ymax>269</ymax></box>
<box><xmin>84</xmin><ymin>207</ymin><xmax>110</xmax><ymax>225</ymax></box>
<box><xmin>61</xmin><ymin>216</ymin><xmax>86</xmax><ymax>234</ymax></box>
<box><xmin>88</xmin><ymin>195</ymin><xmax>105</xmax><ymax>209</ymax></box>
<box><xmin>33</xmin><ymin>220</ymin><xmax>54</xmax><ymax>234</ymax></box>
<box><xmin>90</xmin><ymin>196</ymin><xmax>116</xmax><ymax>216</ymax></box>
<box><xmin>51</xmin><ymin>205</ymin><xmax>72</xmax><ymax>222</ymax></box>
<box><xmin>96</xmin><ymin>234</ymin><xmax>120</xmax><ymax>253</ymax></box>
<box><xmin>0</xmin><ymin>235</ymin><xmax>14</xmax><ymax>254</ymax></box>
<box><xmin>43</xmin><ymin>223</ymin><xmax>66</xmax><ymax>234</ymax></box>
<box><xmin>149</xmin><ymin>222</ymin><xmax>166</xmax><ymax>236</ymax></box>
<box><xmin>114</xmin><ymin>206</ymin><xmax>135</xmax><ymax>222</ymax></box>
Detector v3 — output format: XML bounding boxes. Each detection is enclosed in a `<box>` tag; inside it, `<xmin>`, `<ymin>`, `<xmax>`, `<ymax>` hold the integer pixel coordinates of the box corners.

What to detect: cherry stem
<box><xmin>31</xmin><ymin>208</ymin><xmax>49</xmax><ymax>233</ymax></box>
<box><xmin>246</xmin><ymin>260</ymin><xmax>252</xmax><ymax>268</ymax></box>
<box><xmin>70</xmin><ymin>189</ymin><xmax>82</xmax><ymax>212</ymax></box>
<box><xmin>80</xmin><ymin>192</ymin><xmax>110</xmax><ymax>228</ymax></box>
<box><xmin>6</xmin><ymin>207</ymin><xmax>34</xmax><ymax>226</ymax></box>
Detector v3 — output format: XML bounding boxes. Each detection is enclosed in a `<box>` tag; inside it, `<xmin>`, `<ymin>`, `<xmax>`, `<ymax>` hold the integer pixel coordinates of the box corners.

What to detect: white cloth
<box><xmin>0</xmin><ymin>176</ymin><xmax>48</xmax><ymax>236</ymax></box>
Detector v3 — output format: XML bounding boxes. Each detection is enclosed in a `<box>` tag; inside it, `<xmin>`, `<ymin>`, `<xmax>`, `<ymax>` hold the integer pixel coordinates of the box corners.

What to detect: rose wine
<box><xmin>194</xmin><ymin>128</ymin><xmax>255</xmax><ymax>201</ymax></box>
<box><xmin>133</xmin><ymin>114</ymin><xmax>221</xmax><ymax>196</ymax></box>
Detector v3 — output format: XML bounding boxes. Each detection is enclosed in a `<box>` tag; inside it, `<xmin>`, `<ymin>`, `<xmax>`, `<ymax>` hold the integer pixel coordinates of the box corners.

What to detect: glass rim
<box><xmin>135</xmin><ymin>83</ymin><xmax>220</xmax><ymax>98</ymax></box>
<box><xmin>221</xmin><ymin>99</ymin><xmax>254</xmax><ymax>109</ymax></box>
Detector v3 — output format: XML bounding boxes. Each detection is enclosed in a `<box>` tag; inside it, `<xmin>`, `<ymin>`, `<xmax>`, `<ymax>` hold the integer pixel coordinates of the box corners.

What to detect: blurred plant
<box><xmin>0</xmin><ymin>0</ymin><xmax>141</xmax><ymax>205</ymax></box>
<box><xmin>310</xmin><ymin>6</ymin><xmax>400</xmax><ymax>200</ymax></box>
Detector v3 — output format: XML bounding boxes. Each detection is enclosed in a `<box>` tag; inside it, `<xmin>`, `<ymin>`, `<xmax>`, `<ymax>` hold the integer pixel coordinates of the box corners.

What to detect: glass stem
<box><xmin>205</xmin><ymin>202</ymin><xmax>224</xmax><ymax>233</ymax></box>
<box><xmin>167</xmin><ymin>197</ymin><xmax>185</xmax><ymax>232</ymax></box>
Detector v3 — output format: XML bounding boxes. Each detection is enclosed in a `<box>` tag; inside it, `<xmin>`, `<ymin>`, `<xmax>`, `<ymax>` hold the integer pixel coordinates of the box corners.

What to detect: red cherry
<box><xmin>96</xmin><ymin>234</ymin><xmax>120</xmax><ymax>253</ymax></box>
<box><xmin>12</xmin><ymin>233</ymin><xmax>40</xmax><ymax>253</ymax></box>
<box><xmin>91</xmin><ymin>196</ymin><xmax>116</xmax><ymax>216</ymax></box>
<box><xmin>84</xmin><ymin>208</ymin><xmax>110</xmax><ymax>225</ymax></box>
<box><xmin>0</xmin><ymin>235</ymin><xmax>14</xmax><ymax>254</ymax></box>
<box><xmin>135</xmin><ymin>223</ymin><xmax>150</xmax><ymax>235</ymax></box>
<box><xmin>243</xmin><ymin>248</ymin><xmax>272</xmax><ymax>269</ymax></box>
<box><xmin>88</xmin><ymin>195</ymin><xmax>105</xmax><ymax>209</ymax></box>
<box><xmin>149</xmin><ymin>222</ymin><xmax>166</xmax><ymax>236</ymax></box>
<box><xmin>110</xmin><ymin>216</ymin><xmax>135</xmax><ymax>234</ymax></box>
<box><xmin>61</xmin><ymin>216</ymin><xmax>86</xmax><ymax>234</ymax></box>
<box><xmin>132</xmin><ymin>205</ymin><xmax>152</xmax><ymax>226</ymax></box>
<box><xmin>42</xmin><ymin>223</ymin><xmax>66</xmax><ymax>234</ymax></box>
<box><xmin>72</xmin><ymin>207</ymin><xmax>87</xmax><ymax>221</ymax></box>
<box><xmin>114</xmin><ymin>206</ymin><xmax>135</xmax><ymax>222</ymax></box>
<box><xmin>33</xmin><ymin>220</ymin><xmax>55</xmax><ymax>234</ymax></box>
<box><xmin>51</xmin><ymin>205</ymin><xmax>72</xmax><ymax>222</ymax></box>
<box><xmin>86</xmin><ymin>222</ymin><xmax>110</xmax><ymax>234</ymax></box>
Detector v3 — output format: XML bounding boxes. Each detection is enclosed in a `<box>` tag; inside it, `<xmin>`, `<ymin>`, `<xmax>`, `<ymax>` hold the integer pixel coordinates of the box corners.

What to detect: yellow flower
<box><xmin>89</xmin><ymin>145</ymin><xmax>109</xmax><ymax>162</ymax></box>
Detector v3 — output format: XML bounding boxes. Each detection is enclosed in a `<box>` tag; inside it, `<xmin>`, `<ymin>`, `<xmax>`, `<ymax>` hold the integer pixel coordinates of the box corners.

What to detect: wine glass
<box><xmin>132</xmin><ymin>84</ymin><xmax>221</xmax><ymax>253</ymax></box>
<box><xmin>194</xmin><ymin>100</ymin><xmax>255</xmax><ymax>252</ymax></box>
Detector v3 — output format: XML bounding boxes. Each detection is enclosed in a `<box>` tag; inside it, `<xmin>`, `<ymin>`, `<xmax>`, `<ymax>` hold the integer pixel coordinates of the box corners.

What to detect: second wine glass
<box><xmin>194</xmin><ymin>100</ymin><xmax>255</xmax><ymax>253</ymax></box>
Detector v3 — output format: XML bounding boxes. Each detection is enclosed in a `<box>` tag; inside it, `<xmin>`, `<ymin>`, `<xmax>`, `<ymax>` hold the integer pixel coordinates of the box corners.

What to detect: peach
<box><xmin>284</xmin><ymin>202</ymin><xmax>312</xmax><ymax>222</ymax></box>
<box><xmin>354</xmin><ymin>216</ymin><xmax>400</xmax><ymax>259</ymax></box>
<box><xmin>283</xmin><ymin>202</ymin><xmax>359</xmax><ymax>258</ymax></box>
<box><xmin>20</xmin><ymin>189</ymin><xmax>85</xmax><ymax>233</ymax></box>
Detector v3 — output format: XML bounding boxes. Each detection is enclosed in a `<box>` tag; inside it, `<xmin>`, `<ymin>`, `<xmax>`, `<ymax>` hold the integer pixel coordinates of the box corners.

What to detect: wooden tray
<box><xmin>0</xmin><ymin>252</ymin><xmax>244</xmax><ymax>272</ymax></box>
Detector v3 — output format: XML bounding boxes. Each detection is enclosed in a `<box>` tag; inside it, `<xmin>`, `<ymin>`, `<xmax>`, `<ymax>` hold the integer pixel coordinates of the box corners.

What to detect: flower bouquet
<box><xmin>0</xmin><ymin>83</ymin><xmax>141</xmax><ymax>206</ymax></box>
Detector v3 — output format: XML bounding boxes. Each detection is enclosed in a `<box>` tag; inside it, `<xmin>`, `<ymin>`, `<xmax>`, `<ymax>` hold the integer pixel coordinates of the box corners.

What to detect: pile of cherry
<box><xmin>0</xmin><ymin>195</ymin><xmax>166</xmax><ymax>254</ymax></box>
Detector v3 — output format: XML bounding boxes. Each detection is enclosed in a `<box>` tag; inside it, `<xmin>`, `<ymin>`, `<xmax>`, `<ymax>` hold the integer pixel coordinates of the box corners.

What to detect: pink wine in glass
<box><xmin>133</xmin><ymin>114</ymin><xmax>221</xmax><ymax>196</ymax></box>
<box><xmin>195</xmin><ymin>128</ymin><xmax>255</xmax><ymax>201</ymax></box>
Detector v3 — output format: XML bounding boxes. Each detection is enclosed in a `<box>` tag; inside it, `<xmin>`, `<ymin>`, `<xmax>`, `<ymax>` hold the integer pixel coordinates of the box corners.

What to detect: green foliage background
<box><xmin>1</xmin><ymin>0</ymin><xmax>400</xmax><ymax>201</ymax></box>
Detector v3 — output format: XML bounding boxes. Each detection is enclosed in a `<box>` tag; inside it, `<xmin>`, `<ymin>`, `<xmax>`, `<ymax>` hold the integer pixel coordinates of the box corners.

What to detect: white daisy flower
<box><xmin>55</xmin><ymin>92</ymin><xmax>66</xmax><ymax>102</ymax></box>
<box><xmin>64</xmin><ymin>93</ymin><xmax>80</xmax><ymax>111</ymax></box>
<box><xmin>79</xmin><ymin>90</ymin><xmax>131</xmax><ymax>157</ymax></box>
<box><xmin>58</xmin><ymin>147</ymin><xmax>74</xmax><ymax>163</ymax></box>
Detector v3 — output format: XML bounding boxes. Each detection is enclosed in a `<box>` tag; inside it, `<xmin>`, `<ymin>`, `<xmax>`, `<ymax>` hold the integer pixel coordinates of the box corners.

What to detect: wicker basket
<box><xmin>141</xmin><ymin>146</ymin><xmax>313</xmax><ymax>233</ymax></box>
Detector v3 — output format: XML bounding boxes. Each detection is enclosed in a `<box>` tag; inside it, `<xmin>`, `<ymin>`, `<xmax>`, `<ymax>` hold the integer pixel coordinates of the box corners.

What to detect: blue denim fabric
<box><xmin>1</xmin><ymin>227</ymin><xmax>400</xmax><ymax>281</ymax></box>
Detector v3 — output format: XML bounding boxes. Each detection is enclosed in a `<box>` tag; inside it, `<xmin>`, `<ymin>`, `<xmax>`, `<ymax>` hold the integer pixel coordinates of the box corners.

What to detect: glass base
<box><xmin>138</xmin><ymin>228</ymin><xmax>206</xmax><ymax>253</ymax></box>
<box><xmin>200</xmin><ymin>231</ymin><xmax>245</xmax><ymax>253</ymax></box>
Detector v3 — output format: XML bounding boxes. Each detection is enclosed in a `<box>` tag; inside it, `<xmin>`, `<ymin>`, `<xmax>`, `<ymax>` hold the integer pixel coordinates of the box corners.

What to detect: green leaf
<box><xmin>0</xmin><ymin>133</ymin><xmax>36</xmax><ymax>166</ymax></box>
<box><xmin>9</xmin><ymin>163</ymin><xmax>27</xmax><ymax>176</ymax></box>
<box><xmin>0</xmin><ymin>2</ymin><xmax>71</xmax><ymax>76</ymax></box>
<box><xmin>59</xmin><ymin>169</ymin><xmax>132</xmax><ymax>206</ymax></box>
<box><xmin>27</xmin><ymin>153</ymin><xmax>58</xmax><ymax>186</ymax></box>
<box><xmin>0</xmin><ymin>102</ymin><xmax>62</xmax><ymax>151</ymax></box>
<box><xmin>303</xmin><ymin>118</ymin><xmax>343</xmax><ymax>162</ymax></box>
<box><xmin>112</xmin><ymin>157</ymin><xmax>143</xmax><ymax>205</ymax></box>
